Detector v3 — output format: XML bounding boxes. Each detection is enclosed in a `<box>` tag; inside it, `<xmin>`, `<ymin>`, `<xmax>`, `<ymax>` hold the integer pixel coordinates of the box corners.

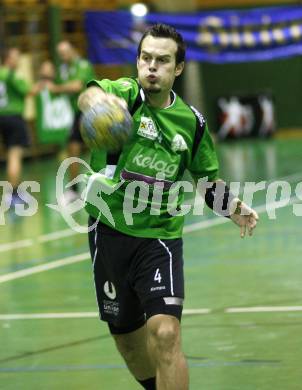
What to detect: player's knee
<box><xmin>148</xmin><ymin>316</ymin><xmax>180</xmax><ymax>356</ymax></box>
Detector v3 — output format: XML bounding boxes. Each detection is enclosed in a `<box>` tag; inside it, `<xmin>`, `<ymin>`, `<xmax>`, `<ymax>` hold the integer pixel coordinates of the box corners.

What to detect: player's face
<box><xmin>137</xmin><ymin>36</ymin><xmax>184</xmax><ymax>96</ymax></box>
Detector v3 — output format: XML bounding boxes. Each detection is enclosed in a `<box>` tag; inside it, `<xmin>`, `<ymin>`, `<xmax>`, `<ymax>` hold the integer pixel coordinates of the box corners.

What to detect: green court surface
<box><xmin>0</xmin><ymin>138</ymin><xmax>302</xmax><ymax>390</ymax></box>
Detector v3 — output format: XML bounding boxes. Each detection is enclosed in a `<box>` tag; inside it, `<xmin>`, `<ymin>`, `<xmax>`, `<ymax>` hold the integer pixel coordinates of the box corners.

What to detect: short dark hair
<box><xmin>137</xmin><ymin>23</ymin><xmax>186</xmax><ymax>65</ymax></box>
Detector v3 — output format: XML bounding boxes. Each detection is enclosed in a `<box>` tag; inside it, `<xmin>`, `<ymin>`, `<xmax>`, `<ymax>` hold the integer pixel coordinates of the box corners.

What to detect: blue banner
<box><xmin>85</xmin><ymin>6</ymin><xmax>302</xmax><ymax>64</ymax></box>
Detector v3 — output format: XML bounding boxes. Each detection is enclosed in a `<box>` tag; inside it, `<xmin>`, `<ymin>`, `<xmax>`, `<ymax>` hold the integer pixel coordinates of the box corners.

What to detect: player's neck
<box><xmin>146</xmin><ymin>91</ymin><xmax>171</xmax><ymax>109</ymax></box>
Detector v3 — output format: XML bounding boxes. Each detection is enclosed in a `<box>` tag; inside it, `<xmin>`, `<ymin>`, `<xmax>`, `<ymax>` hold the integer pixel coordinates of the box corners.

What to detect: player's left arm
<box><xmin>203</xmin><ymin>180</ymin><xmax>259</xmax><ymax>238</ymax></box>
<box><xmin>188</xmin><ymin>113</ymin><xmax>259</xmax><ymax>238</ymax></box>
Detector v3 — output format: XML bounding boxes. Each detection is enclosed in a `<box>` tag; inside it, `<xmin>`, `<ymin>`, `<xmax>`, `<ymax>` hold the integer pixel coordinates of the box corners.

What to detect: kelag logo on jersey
<box><xmin>132</xmin><ymin>147</ymin><xmax>178</xmax><ymax>178</ymax></box>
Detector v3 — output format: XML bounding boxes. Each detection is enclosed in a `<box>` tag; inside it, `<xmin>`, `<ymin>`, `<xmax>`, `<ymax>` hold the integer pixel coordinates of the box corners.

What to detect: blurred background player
<box><xmin>46</xmin><ymin>40</ymin><xmax>95</xmax><ymax>203</ymax></box>
<box><xmin>0</xmin><ymin>48</ymin><xmax>31</xmax><ymax>206</ymax></box>
<box><xmin>38</xmin><ymin>60</ymin><xmax>56</xmax><ymax>83</ymax></box>
<box><xmin>30</xmin><ymin>60</ymin><xmax>56</xmax><ymax>96</ymax></box>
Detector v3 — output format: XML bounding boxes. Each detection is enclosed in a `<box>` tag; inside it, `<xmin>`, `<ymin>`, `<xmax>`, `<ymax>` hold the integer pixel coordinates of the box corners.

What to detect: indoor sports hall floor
<box><xmin>1</xmin><ymin>137</ymin><xmax>302</xmax><ymax>390</ymax></box>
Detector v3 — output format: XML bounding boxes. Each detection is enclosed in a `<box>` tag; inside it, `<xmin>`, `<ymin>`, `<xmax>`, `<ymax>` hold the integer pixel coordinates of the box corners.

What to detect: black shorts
<box><xmin>69</xmin><ymin>112</ymin><xmax>84</xmax><ymax>143</ymax></box>
<box><xmin>88</xmin><ymin>217</ymin><xmax>184</xmax><ymax>334</ymax></box>
<box><xmin>0</xmin><ymin>115</ymin><xmax>29</xmax><ymax>148</ymax></box>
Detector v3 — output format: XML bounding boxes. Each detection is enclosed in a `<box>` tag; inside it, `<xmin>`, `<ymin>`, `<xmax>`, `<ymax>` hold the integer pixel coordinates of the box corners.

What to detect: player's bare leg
<box><xmin>112</xmin><ymin>324</ymin><xmax>155</xmax><ymax>381</ymax></box>
<box><xmin>7</xmin><ymin>146</ymin><xmax>23</xmax><ymax>189</ymax></box>
<box><xmin>147</xmin><ymin>314</ymin><xmax>189</xmax><ymax>390</ymax></box>
<box><xmin>112</xmin><ymin>316</ymin><xmax>188</xmax><ymax>389</ymax></box>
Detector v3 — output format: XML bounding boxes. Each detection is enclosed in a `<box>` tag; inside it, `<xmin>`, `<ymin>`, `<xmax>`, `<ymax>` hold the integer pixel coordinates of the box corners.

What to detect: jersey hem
<box><xmin>86</xmin><ymin>209</ymin><xmax>183</xmax><ymax>240</ymax></box>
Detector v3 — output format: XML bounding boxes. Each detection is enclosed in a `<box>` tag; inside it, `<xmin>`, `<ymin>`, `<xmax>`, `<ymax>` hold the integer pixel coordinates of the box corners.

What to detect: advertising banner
<box><xmin>85</xmin><ymin>6</ymin><xmax>302</xmax><ymax>64</ymax></box>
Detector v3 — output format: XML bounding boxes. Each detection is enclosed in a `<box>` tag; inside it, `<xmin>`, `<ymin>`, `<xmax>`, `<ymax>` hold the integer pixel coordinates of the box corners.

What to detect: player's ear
<box><xmin>175</xmin><ymin>61</ymin><xmax>184</xmax><ymax>77</ymax></box>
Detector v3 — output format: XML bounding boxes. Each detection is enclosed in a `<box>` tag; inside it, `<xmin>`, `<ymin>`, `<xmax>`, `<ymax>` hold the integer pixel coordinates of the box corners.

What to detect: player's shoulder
<box><xmin>115</xmin><ymin>77</ymin><xmax>138</xmax><ymax>89</ymax></box>
<box><xmin>112</xmin><ymin>78</ymin><xmax>140</xmax><ymax>98</ymax></box>
<box><xmin>188</xmin><ymin>105</ymin><xmax>206</xmax><ymax>127</ymax></box>
<box><xmin>88</xmin><ymin>77</ymin><xmax>134</xmax><ymax>87</ymax></box>
<box><xmin>175</xmin><ymin>95</ymin><xmax>206</xmax><ymax>126</ymax></box>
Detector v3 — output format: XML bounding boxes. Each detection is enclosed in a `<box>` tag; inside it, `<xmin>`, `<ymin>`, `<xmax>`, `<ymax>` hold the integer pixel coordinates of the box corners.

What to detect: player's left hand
<box><xmin>229</xmin><ymin>199</ymin><xmax>259</xmax><ymax>238</ymax></box>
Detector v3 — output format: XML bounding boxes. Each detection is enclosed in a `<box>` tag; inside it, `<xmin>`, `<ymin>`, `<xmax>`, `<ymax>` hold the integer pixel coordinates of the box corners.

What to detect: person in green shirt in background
<box><xmin>31</xmin><ymin>60</ymin><xmax>56</xmax><ymax>94</ymax></box>
<box><xmin>45</xmin><ymin>41</ymin><xmax>95</xmax><ymax>204</ymax></box>
<box><xmin>0</xmin><ymin>48</ymin><xmax>31</xmax><ymax>206</ymax></box>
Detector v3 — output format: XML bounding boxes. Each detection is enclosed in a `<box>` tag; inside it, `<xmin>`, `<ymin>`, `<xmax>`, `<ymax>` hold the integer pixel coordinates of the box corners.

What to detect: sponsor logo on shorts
<box><xmin>103</xmin><ymin>300</ymin><xmax>119</xmax><ymax>316</ymax></box>
<box><xmin>104</xmin><ymin>281</ymin><xmax>117</xmax><ymax>300</ymax></box>
<box><xmin>150</xmin><ymin>286</ymin><xmax>166</xmax><ymax>292</ymax></box>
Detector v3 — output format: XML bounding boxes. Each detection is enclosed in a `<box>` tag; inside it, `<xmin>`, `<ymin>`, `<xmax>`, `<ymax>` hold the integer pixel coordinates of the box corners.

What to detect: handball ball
<box><xmin>80</xmin><ymin>101</ymin><xmax>133</xmax><ymax>152</ymax></box>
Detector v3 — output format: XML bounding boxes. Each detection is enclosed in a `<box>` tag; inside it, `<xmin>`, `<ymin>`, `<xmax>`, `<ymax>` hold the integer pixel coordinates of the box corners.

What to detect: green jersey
<box><xmin>0</xmin><ymin>67</ymin><xmax>30</xmax><ymax>115</ymax></box>
<box><xmin>85</xmin><ymin>77</ymin><xmax>219</xmax><ymax>239</ymax></box>
<box><xmin>57</xmin><ymin>57</ymin><xmax>95</xmax><ymax>112</ymax></box>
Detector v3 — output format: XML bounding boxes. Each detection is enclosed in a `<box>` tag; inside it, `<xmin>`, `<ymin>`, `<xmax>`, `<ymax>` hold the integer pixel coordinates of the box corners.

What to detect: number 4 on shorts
<box><xmin>154</xmin><ymin>268</ymin><xmax>162</xmax><ymax>284</ymax></box>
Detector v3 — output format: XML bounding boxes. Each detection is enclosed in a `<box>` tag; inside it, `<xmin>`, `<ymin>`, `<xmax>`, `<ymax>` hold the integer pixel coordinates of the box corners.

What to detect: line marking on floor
<box><xmin>1</xmin><ymin>171</ymin><xmax>302</xmax><ymax>254</ymax></box>
<box><xmin>0</xmin><ymin>229</ymin><xmax>76</xmax><ymax>253</ymax></box>
<box><xmin>0</xmin><ymin>252</ymin><xmax>90</xmax><ymax>284</ymax></box>
<box><xmin>37</xmin><ymin>229</ymin><xmax>77</xmax><ymax>243</ymax></box>
<box><xmin>225</xmin><ymin>306</ymin><xmax>302</xmax><ymax>313</ymax></box>
<box><xmin>0</xmin><ymin>312</ymin><xmax>99</xmax><ymax>320</ymax></box>
<box><xmin>1</xmin><ymin>306</ymin><xmax>302</xmax><ymax>320</ymax></box>
<box><xmin>0</xmin><ymin>239</ymin><xmax>34</xmax><ymax>253</ymax></box>
<box><xmin>0</xmin><ymin>195</ymin><xmax>300</xmax><ymax>284</ymax></box>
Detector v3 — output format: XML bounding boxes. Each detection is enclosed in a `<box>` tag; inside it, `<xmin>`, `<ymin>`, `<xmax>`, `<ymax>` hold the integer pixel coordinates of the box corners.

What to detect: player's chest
<box><xmin>119</xmin><ymin>110</ymin><xmax>191</xmax><ymax>182</ymax></box>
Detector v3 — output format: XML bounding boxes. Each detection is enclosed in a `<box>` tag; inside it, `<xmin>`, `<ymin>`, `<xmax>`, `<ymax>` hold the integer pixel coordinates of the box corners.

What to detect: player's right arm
<box><xmin>77</xmin><ymin>86</ymin><xmax>127</xmax><ymax>113</ymax></box>
<box><xmin>78</xmin><ymin>78</ymin><xmax>138</xmax><ymax>113</ymax></box>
